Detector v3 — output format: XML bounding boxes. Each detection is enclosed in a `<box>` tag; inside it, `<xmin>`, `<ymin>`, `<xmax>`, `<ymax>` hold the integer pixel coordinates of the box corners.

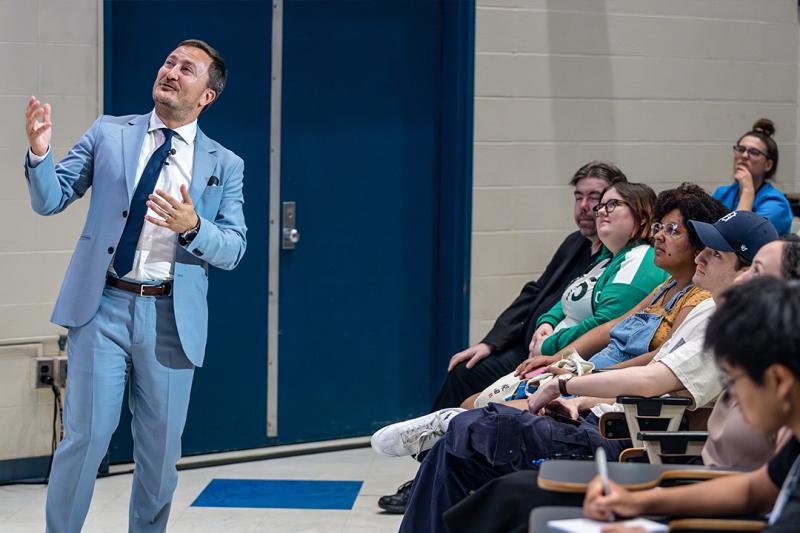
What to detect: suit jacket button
<box><xmin>122</xmin><ymin>210</ymin><xmax>128</xmax><ymax>218</ymax></box>
<box><xmin>107</xmin><ymin>246</ymin><xmax>114</xmax><ymax>254</ymax></box>
<box><xmin>193</xmin><ymin>249</ymin><xmax>203</xmax><ymax>257</ymax></box>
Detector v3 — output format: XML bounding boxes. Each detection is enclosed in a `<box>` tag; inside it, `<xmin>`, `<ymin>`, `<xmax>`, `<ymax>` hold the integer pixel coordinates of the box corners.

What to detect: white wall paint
<box><xmin>471</xmin><ymin>0</ymin><xmax>800</xmax><ymax>343</ymax></box>
<box><xmin>0</xmin><ymin>0</ymin><xmax>98</xmax><ymax>462</ymax></box>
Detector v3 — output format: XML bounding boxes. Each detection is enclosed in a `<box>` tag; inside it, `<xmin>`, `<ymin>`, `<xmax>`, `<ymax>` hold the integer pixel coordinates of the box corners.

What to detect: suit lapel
<box><xmin>122</xmin><ymin>114</ymin><xmax>150</xmax><ymax>204</ymax></box>
<box><xmin>189</xmin><ymin>128</ymin><xmax>217</xmax><ymax>204</ymax></box>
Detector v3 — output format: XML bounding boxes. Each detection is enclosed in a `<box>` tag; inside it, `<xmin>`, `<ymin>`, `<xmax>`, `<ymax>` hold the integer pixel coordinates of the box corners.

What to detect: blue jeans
<box><xmin>589</xmin><ymin>311</ymin><xmax>663</xmax><ymax>368</ymax></box>
<box><xmin>589</xmin><ymin>280</ymin><xmax>696</xmax><ymax>368</ymax></box>
<box><xmin>45</xmin><ymin>285</ymin><xmax>195</xmax><ymax>533</ymax></box>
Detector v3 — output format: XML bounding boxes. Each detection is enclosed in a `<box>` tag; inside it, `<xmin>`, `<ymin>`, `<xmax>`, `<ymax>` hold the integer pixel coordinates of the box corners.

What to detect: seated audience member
<box><xmin>443</xmin><ymin>220</ymin><xmax>795</xmax><ymax>533</ymax></box>
<box><xmin>463</xmin><ymin>183</ymin><xmax>721</xmax><ymax>410</ymax></box>
<box><xmin>713</xmin><ymin>118</ymin><xmax>792</xmax><ymax>235</ymax></box>
<box><xmin>377</xmin><ymin>161</ymin><xmax>626</xmax><ymax>513</ymax></box>
<box><xmin>526</xmin><ymin>182</ymin><xmax>668</xmax><ymax>359</ymax></box>
<box><xmin>583</xmin><ymin>278</ymin><xmax>800</xmax><ymax>533</ymax></box>
<box><xmin>382</xmin><ymin>210</ymin><xmax>777</xmax><ymax>533</ymax></box>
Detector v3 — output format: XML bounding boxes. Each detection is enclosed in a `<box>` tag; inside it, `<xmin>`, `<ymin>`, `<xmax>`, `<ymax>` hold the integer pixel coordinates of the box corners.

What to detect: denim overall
<box><xmin>589</xmin><ymin>280</ymin><xmax>694</xmax><ymax>368</ymax></box>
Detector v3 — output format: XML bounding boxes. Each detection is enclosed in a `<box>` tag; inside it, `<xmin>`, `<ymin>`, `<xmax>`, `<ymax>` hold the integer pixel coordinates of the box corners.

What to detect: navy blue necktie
<box><xmin>113</xmin><ymin>128</ymin><xmax>175</xmax><ymax>277</ymax></box>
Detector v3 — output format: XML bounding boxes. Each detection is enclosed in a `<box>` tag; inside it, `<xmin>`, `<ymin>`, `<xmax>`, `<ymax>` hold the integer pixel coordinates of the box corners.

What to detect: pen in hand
<box><xmin>596</xmin><ymin>448</ymin><xmax>615</xmax><ymax>522</ymax></box>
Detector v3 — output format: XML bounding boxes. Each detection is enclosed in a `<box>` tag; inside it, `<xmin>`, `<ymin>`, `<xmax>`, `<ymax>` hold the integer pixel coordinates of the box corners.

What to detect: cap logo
<box><xmin>741</xmin><ymin>244</ymin><xmax>748</xmax><ymax>252</ymax></box>
<box><xmin>720</xmin><ymin>212</ymin><xmax>737</xmax><ymax>222</ymax></box>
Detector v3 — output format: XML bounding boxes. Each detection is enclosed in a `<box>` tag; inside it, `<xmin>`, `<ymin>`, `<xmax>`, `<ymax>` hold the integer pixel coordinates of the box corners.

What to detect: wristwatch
<box><xmin>558</xmin><ymin>373</ymin><xmax>574</xmax><ymax>396</ymax></box>
<box><xmin>179</xmin><ymin>218</ymin><xmax>201</xmax><ymax>245</ymax></box>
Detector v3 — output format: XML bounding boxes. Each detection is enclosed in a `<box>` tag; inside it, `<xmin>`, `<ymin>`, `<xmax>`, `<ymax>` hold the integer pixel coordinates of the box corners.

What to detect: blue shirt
<box><xmin>713</xmin><ymin>182</ymin><xmax>793</xmax><ymax>235</ymax></box>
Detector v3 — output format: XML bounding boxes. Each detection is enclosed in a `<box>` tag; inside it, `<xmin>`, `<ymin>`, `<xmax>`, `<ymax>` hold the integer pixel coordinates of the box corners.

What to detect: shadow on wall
<box><xmin>545</xmin><ymin>0</ymin><xmax>617</xmax><ymax>174</ymax></box>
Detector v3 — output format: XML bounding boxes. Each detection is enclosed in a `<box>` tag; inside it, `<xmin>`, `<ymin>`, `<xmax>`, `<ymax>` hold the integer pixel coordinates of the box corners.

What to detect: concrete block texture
<box><xmin>469</xmin><ymin>0</ymin><xmax>800</xmax><ymax>344</ymax></box>
<box><xmin>0</xmin><ymin>0</ymin><xmax>98</xmax><ymax>462</ymax></box>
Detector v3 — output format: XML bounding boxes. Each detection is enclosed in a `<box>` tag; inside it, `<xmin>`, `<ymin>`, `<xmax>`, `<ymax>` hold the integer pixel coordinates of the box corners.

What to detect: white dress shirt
<box><xmin>29</xmin><ymin>111</ymin><xmax>197</xmax><ymax>282</ymax></box>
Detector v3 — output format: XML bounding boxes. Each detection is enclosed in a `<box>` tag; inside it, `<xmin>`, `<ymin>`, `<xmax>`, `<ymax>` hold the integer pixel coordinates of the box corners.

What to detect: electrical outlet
<box><xmin>56</xmin><ymin>357</ymin><xmax>68</xmax><ymax>389</ymax></box>
<box><xmin>36</xmin><ymin>358</ymin><xmax>55</xmax><ymax>389</ymax></box>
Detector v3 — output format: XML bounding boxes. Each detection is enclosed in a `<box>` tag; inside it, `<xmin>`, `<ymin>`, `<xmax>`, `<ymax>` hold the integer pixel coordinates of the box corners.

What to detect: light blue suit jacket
<box><xmin>23</xmin><ymin>113</ymin><xmax>247</xmax><ymax>366</ymax></box>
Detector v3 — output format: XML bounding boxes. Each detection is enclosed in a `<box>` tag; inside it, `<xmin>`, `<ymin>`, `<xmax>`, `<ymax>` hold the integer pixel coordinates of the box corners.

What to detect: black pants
<box><xmin>431</xmin><ymin>341</ymin><xmax>528</xmax><ymax>411</ymax></box>
<box><xmin>443</xmin><ymin>470</ymin><xmax>585</xmax><ymax>533</ymax></box>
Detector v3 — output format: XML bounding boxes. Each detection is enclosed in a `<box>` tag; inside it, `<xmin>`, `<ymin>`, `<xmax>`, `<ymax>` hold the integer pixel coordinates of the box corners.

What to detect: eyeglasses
<box><xmin>719</xmin><ymin>372</ymin><xmax>747</xmax><ymax>392</ymax></box>
<box><xmin>593</xmin><ymin>199</ymin><xmax>627</xmax><ymax>217</ymax></box>
<box><xmin>651</xmin><ymin>222</ymin><xmax>683</xmax><ymax>237</ymax></box>
<box><xmin>733</xmin><ymin>145</ymin><xmax>766</xmax><ymax>159</ymax></box>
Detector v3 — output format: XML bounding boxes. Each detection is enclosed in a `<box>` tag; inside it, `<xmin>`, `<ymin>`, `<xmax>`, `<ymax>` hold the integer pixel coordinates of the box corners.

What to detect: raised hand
<box><xmin>145</xmin><ymin>184</ymin><xmax>199</xmax><ymax>234</ymax></box>
<box><xmin>733</xmin><ymin>164</ymin><xmax>754</xmax><ymax>192</ymax></box>
<box><xmin>25</xmin><ymin>96</ymin><xmax>52</xmax><ymax>157</ymax></box>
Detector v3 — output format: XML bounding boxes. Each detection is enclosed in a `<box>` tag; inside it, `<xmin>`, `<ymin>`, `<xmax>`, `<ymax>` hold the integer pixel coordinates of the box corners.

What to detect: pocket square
<box><xmin>207</xmin><ymin>175</ymin><xmax>220</xmax><ymax>187</ymax></box>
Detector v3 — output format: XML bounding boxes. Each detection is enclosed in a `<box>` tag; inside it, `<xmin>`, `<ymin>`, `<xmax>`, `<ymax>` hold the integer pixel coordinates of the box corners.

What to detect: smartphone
<box><xmin>544</xmin><ymin>407</ymin><xmax>580</xmax><ymax>427</ymax></box>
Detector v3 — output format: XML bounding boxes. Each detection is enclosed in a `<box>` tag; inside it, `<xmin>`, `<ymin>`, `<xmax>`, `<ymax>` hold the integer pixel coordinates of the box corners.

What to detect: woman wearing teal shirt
<box><xmin>713</xmin><ymin>118</ymin><xmax>793</xmax><ymax>235</ymax></box>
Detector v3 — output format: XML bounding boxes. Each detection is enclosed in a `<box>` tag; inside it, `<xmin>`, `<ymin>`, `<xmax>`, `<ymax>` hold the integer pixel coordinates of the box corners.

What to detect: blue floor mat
<box><xmin>191</xmin><ymin>479</ymin><xmax>364</xmax><ymax>510</ymax></box>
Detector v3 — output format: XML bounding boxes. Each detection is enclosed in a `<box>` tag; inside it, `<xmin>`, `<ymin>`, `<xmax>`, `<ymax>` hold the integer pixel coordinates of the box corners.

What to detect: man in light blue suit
<box><xmin>23</xmin><ymin>39</ymin><xmax>246</xmax><ymax>532</ymax></box>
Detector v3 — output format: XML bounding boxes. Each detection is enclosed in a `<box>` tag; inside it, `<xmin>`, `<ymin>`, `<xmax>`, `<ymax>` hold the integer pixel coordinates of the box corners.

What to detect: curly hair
<box><xmin>780</xmin><ymin>235</ymin><xmax>800</xmax><ymax>280</ymax></box>
<box><xmin>654</xmin><ymin>182</ymin><xmax>729</xmax><ymax>252</ymax></box>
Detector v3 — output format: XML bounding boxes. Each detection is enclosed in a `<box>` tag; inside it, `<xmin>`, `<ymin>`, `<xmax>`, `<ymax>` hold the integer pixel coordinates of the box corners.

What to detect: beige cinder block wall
<box><xmin>470</xmin><ymin>0</ymin><xmax>800</xmax><ymax>344</ymax></box>
<box><xmin>0</xmin><ymin>0</ymin><xmax>99</xmax><ymax>338</ymax></box>
<box><xmin>0</xmin><ymin>0</ymin><xmax>98</xmax><ymax>460</ymax></box>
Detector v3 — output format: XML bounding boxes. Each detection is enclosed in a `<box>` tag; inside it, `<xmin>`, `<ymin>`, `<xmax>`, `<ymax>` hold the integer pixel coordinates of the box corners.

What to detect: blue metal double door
<box><xmin>106</xmin><ymin>0</ymin><xmax>470</xmax><ymax>460</ymax></box>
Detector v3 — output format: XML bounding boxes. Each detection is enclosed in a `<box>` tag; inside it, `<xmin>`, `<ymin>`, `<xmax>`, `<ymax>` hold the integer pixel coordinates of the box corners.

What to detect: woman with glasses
<box><xmin>713</xmin><ymin>118</ymin><xmax>793</xmax><ymax>235</ymax></box>
<box><xmin>525</xmin><ymin>182</ymin><xmax>668</xmax><ymax>360</ymax></box>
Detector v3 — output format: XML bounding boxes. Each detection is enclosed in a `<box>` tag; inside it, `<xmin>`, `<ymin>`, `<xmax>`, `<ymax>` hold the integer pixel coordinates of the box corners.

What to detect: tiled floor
<box><xmin>0</xmin><ymin>446</ymin><xmax>419</xmax><ymax>532</ymax></box>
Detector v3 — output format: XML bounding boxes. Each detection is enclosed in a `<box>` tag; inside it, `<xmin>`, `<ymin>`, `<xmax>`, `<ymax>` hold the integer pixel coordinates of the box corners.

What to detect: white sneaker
<box><xmin>371</xmin><ymin>408</ymin><xmax>466</xmax><ymax>458</ymax></box>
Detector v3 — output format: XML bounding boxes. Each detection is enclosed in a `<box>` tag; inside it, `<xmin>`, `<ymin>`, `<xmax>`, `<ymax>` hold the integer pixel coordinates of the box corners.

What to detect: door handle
<box><xmin>282</xmin><ymin>201</ymin><xmax>300</xmax><ymax>249</ymax></box>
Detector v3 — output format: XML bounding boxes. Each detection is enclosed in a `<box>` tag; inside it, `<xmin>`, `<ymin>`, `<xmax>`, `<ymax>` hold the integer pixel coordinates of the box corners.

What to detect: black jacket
<box><xmin>481</xmin><ymin>231</ymin><xmax>595</xmax><ymax>351</ymax></box>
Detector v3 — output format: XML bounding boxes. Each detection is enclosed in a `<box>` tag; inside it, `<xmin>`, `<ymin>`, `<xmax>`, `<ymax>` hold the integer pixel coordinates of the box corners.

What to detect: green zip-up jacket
<box><xmin>536</xmin><ymin>241</ymin><xmax>668</xmax><ymax>355</ymax></box>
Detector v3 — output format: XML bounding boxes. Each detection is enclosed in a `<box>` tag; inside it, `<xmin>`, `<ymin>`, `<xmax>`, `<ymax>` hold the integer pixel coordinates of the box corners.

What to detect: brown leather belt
<box><xmin>106</xmin><ymin>275</ymin><xmax>172</xmax><ymax>297</ymax></box>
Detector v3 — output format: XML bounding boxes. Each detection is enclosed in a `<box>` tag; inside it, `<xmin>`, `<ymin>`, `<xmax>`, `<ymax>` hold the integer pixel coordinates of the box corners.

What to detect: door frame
<box><xmin>102</xmin><ymin>0</ymin><xmax>475</xmax><ymax>447</ymax></box>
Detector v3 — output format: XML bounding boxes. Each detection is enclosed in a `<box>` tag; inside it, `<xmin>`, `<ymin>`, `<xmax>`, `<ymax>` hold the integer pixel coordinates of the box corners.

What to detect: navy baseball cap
<box><xmin>688</xmin><ymin>211</ymin><xmax>778</xmax><ymax>263</ymax></box>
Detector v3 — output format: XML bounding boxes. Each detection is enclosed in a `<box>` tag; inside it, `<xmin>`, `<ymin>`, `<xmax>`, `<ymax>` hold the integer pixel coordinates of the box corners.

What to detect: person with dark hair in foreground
<box><xmin>583</xmin><ymin>278</ymin><xmax>800</xmax><ymax>533</ymax></box>
<box><xmin>378</xmin><ymin>161</ymin><xmax>627</xmax><ymax>513</ymax></box>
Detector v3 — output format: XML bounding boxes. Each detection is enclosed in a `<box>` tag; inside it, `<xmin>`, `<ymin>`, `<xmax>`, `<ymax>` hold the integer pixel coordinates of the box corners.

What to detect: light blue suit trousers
<box><xmin>46</xmin><ymin>285</ymin><xmax>194</xmax><ymax>533</ymax></box>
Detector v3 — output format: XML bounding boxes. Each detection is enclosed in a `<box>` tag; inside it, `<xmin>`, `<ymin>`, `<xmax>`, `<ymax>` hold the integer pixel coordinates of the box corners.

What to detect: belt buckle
<box><xmin>139</xmin><ymin>283</ymin><xmax>149</xmax><ymax>297</ymax></box>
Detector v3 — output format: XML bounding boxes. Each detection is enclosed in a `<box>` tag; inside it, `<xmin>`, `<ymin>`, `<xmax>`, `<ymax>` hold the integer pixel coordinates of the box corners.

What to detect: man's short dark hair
<box><xmin>705</xmin><ymin>277</ymin><xmax>800</xmax><ymax>383</ymax></box>
<box><xmin>569</xmin><ymin>161</ymin><xmax>628</xmax><ymax>187</ymax></box>
<box><xmin>178</xmin><ymin>39</ymin><xmax>226</xmax><ymax>110</ymax></box>
<box><xmin>780</xmin><ymin>235</ymin><xmax>800</xmax><ymax>280</ymax></box>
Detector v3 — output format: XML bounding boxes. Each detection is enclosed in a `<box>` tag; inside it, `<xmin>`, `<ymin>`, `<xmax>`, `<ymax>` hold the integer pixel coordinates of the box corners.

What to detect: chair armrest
<box><xmin>600</xmin><ymin>411</ymin><xmax>630</xmax><ymax>439</ymax></box>
<box><xmin>637</xmin><ymin>431</ymin><xmax>708</xmax><ymax>465</ymax></box>
<box><xmin>617</xmin><ymin>396</ymin><xmax>692</xmax><ymax>448</ymax></box>
<box><xmin>619</xmin><ymin>447</ymin><xmax>647</xmax><ymax>463</ymax></box>
<box><xmin>638</xmin><ymin>431</ymin><xmax>709</xmax><ymax>442</ymax></box>
<box><xmin>617</xmin><ymin>395</ymin><xmax>692</xmax><ymax>415</ymax></box>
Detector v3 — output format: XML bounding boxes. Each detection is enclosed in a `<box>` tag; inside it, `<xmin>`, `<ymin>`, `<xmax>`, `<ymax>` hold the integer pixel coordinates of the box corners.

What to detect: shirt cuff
<box><xmin>27</xmin><ymin>146</ymin><xmax>50</xmax><ymax>167</ymax></box>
